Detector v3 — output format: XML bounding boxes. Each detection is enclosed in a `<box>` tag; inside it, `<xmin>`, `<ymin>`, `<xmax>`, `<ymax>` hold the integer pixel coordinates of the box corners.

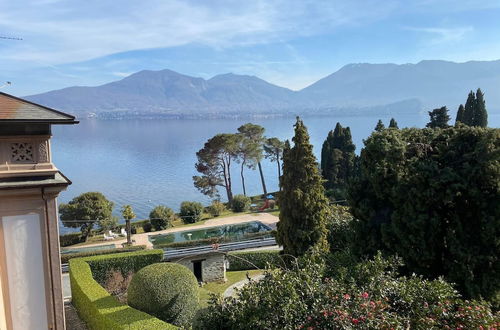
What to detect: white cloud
<box><xmin>112</xmin><ymin>71</ymin><xmax>133</xmax><ymax>78</ymax></box>
<box><xmin>406</xmin><ymin>26</ymin><xmax>473</xmax><ymax>44</ymax></box>
<box><xmin>0</xmin><ymin>0</ymin><xmax>396</xmax><ymax>67</ymax></box>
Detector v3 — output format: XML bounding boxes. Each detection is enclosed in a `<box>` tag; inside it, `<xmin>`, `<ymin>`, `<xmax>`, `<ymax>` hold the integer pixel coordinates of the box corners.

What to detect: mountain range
<box><xmin>26</xmin><ymin>60</ymin><xmax>500</xmax><ymax>118</ymax></box>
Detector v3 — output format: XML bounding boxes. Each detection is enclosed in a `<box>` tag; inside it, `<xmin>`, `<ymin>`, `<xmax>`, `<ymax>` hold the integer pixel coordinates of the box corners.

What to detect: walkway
<box><xmin>80</xmin><ymin>212</ymin><xmax>279</xmax><ymax>249</ymax></box>
<box><xmin>223</xmin><ymin>274</ymin><xmax>265</xmax><ymax>298</ymax></box>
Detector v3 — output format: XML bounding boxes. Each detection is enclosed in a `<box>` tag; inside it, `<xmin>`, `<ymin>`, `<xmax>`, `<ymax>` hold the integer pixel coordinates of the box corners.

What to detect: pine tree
<box><xmin>463</xmin><ymin>91</ymin><xmax>476</xmax><ymax>126</ymax></box>
<box><xmin>455</xmin><ymin>104</ymin><xmax>465</xmax><ymax>125</ymax></box>
<box><xmin>277</xmin><ymin>117</ymin><xmax>330</xmax><ymax>256</ymax></box>
<box><xmin>473</xmin><ymin>88</ymin><xmax>488</xmax><ymax>127</ymax></box>
<box><xmin>426</xmin><ymin>106</ymin><xmax>450</xmax><ymax>128</ymax></box>
<box><xmin>375</xmin><ymin>119</ymin><xmax>385</xmax><ymax>132</ymax></box>
<box><xmin>389</xmin><ymin>118</ymin><xmax>399</xmax><ymax>129</ymax></box>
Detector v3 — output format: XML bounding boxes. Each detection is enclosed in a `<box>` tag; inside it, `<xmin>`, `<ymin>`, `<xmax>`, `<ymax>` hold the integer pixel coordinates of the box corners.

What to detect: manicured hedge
<box><xmin>69</xmin><ymin>250</ymin><xmax>176</xmax><ymax>329</ymax></box>
<box><xmin>84</xmin><ymin>249</ymin><xmax>164</xmax><ymax>285</ymax></box>
<box><xmin>61</xmin><ymin>245</ymin><xmax>146</xmax><ymax>264</ymax></box>
<box><xmin>128</xmin><ymin>263</ymin><xmax>199</xmax><ymax>327</ymax></box>
<box><xmin>227</xmin><ymin>250</ymin><xmax>283</xmax><ymax>270</ymax></box>
<box><xmin>154</xmin><ymin>231</ymin><xmax>272</xmax><ymax>249</ymax></box>
<box><xmin>60</xmin><ymin>232</ymin><xmax>85</xmax><ymax>247</ymax></box>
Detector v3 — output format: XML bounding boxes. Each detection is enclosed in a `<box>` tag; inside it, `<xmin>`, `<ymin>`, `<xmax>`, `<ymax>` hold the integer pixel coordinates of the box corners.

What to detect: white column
<box><xmin>2</xmin><ymin>214</ymin><xmax>48</xmax><ymax>330</ymax></box>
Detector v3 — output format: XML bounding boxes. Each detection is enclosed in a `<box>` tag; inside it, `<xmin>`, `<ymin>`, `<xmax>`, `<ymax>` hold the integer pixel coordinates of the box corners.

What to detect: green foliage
<box><xmin>277</xmin><ymin>117</ymin><xmax>330</xmax><ymax>256</ymax></box>
<box><xmin>69</xmin><ymin>251</ymin><xmax>175</xmax><ymax>329</ymax></box>
<box><xmin>320</xmin><ymin>122</ymin><xmax>356</xmax><ymax>194</ymax></box>
<box><xmin>127</xmin><ymin>263</ymin><xmax>200</xmax><ymax>327</ymax></box>
<box><xmin>142</xmin><ymin>221</ymin><xmax>153</xmax><ymax>232</ymax></box>
<box><xmin>388</xmin><ymin>118</ymin><xmax>399</xmax><ymax>129</ymax></box>
<box><xmin>237</xmin><ymin>123</ymin><xmax>268</xmax><ymax>195</ymax></box>
<box><xmin>455</xmin><ymin>104</ymin><xmax>465</xmax><ymax>125</ymax></box>
<box><xmin>227</xmin><ymin>250</ymin><xmax>284</xmax><ymax>270</ymax></box>
<box><xmin>196</xmin><ymin>254</ymin><xmax>499</xmax><ymax>329</ymax></box>
<box><xmin>149</xmin><ymin>205</ymin><xmax>175</xmax><ymax>230</ymax></box>
<box><xmin>374</xmin><ymin>119</ymin><xmax>385</xmax><ymax>132</ymax></box>
<box><xmin>426</xmin><ymin>106</ymin><xmax>450</xmax><ymax>128</ymax></box>
<box><xmin>179</xmin><ymin>201</ymin><xmax>204</xmax><ymax>223</ymax></box>
<box><xmin>461</xmin><ymin>89</ymin><xmax>489</xmax><ymax>127</ymax></box>
<box><xmin>193</xmin><ymin>133</ymin><xmax>239</xmax><ymax>203</ymax></box>
<box><xmin>207</xmin><ymin>200</ymin><xmax>226</xmax><ymax>217</ymax></box>
<box><xmin>59</xmin><ymin>232</ymin><xmax>84</xmax><ymax>247</ymax></box>
<box><xmin>121</xmin><ymin>205</ymin><xmax>136</xmax><ymax>220</ymax></box>
<box><xmin>84</xmin><ymin>249</ymin><xmax>164</xmax><ymax>284</ymax></box>
<box><xmin>231</xmin><ymin>194</ymin><xmax>251</xmax><ymax>212</ymax></box>
<box><xmin>99</xmin><ymin>216</ymin><xmax>119</xmax><ymax>231</ymax></box>
<box><xmin>326</xmin><ymin>205</ymin><xmax>356</xmax><ymax>252</ymax></box>
<box><xmin>348</xmin><ymin>126</ymin><xmax>500</xmax><ymax>306</ymax></box>
<box><xmin>59</xmin><ymin>192</ymin><xmax>114</xmax><ymax>241</ymax></box>
<box><xmin>61</xmin><ymin>245</ymin><xmax>146</xmax><ymax>264</ymax></box>
<box><xmin>264</xmin><ymin>137</ymin><xmax>285</xmax><ymax>187</ymax></box>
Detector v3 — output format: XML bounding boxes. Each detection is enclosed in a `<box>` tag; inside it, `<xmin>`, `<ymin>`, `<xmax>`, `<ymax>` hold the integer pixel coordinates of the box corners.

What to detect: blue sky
<box><xmin>1</xmin><ymin>0</ymin><xmax>500</xmax><ymax>95</ymax></box>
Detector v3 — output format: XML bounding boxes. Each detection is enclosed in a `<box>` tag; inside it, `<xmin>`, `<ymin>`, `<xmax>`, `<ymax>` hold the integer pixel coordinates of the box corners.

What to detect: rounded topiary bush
<box><xmin>231</xmin><ymin>194</ymin><xmax>251</xmax><ymax>212</ymax></box>
<box><xmin>127</xmin><ymin>263</ymin><xmax>200</xmax><ymax>326</ymax></box>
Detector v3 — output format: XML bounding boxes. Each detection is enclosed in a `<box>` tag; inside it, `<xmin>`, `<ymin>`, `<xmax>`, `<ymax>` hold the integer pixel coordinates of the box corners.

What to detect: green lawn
<box><xmin>199</xmin><ymin>270</ymin><xmax>264</xmax><ymax>307</ymax></box>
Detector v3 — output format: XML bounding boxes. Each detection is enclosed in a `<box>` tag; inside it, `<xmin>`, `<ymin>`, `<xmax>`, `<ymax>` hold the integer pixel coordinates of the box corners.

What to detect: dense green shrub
<box><xmin>142</xmin><ymin>221</ymin><xmax>153</xmax><ymax>232</ymax></box>
<box><xmin>60</xmin><ymin>232</ymin><xmax>84</xmax><ymax>247</ymax></box>
<box><xmin>207</xmin><ymin>200</ymin><xmax>226</xmax><ymax>217</ymax></box>
<box><xmin>349</xmin><ymin>126</ymin><xmax>500</xmax><ymax>305</ymax></box>
<box><xmin>69</xmin><ymin>251</ymin><xmax>175</xmax><ymax>329</ymax></box>
<box><xmin>154</xmin><ymin>231</ymin><xmax>272</xmax><ymax>249</ymax></box>
<box><xmin>196</xmin><ymin>254</ymin><xmax>499</xmax><ymax>329</ymax></box>
<box><xmin>128</xmin><ymin>263</ymin><xmax>199</xmax><ymax>327</ymax></box>
<box><xmin>61</xmin><ymin>245</ymin><xmax>146</xmax><ymax>264</ymax></box>
<box><xmin>227</xmin><ymin>250</ymin><xmax>284</xmax><ymax>270</ymax></box>
<box><xmin>85</xmin><ymin>249</ymin><xmax>164</xmax><ymax>285</ymax></box>
<box><xmin>149</xmin><ymin>205</ymin><xmax>175</xmax><ymax>230</ymax></box>
<box><xmin>231</xmin><ymin>194</ymin><xmax>251</xmax><ymax>212</ymax></box>
<box><xmin>326</xmin><ymin>205</ymin><xmax>356</xmax><ymax>252</ymax></box>
<box><xmin>180</xmin><ymin>201</ymin><xmax>204</xmax><ymax>223</ymax></box>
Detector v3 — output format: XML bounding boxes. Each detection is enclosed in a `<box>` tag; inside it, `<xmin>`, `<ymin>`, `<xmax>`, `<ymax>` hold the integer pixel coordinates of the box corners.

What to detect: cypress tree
<box><xmin>321</xmin><ymin>122</ymin><xmax>356</xmax><ymax>193</ymax></box>
<box><xmin>463</xmin><ymin>91</ymin><xmax>476</xmax><ymax>126</ymax></box>
<box><xmin>277</xmin><ymin>117</ymin><xmax>330</xmax><ymax>256</ymax></box>
<box><xmin>375</xmin><ymin>119</ymin><xmax>385</xmax><ymax>132</ymax></box>
<box><xmin>426</xmin><ymin>106</ymin><xmax>450</xmax><ymax>128</ymax></box>
<box><xmin>389</xmin><ymin>118</ymin><xmax>399</xmax><ymax>129</ymax></box>
<box><xmin>473</xmin><ymin>88</ymin><xmax>488</xmax><ymax>127</ymax></box>
<box><xmin>455</xmin><ymin>104</ymin><xmax>465</xmax><ymax>125</ymax></box>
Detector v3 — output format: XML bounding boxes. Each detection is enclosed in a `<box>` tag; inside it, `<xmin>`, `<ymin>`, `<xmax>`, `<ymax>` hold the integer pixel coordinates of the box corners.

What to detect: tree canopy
<box><xmin>59</xmin><ymin>192</ymin><xmax>114</xmax><ymax>240</ymax></box>
<box><xmin>264</xmin><ymin>137</ymin><xmax>285</xmax><ymax>187</ymax></box>
<box><xmin>374</xmin><ymin>119</ymin><xmax>385</xmax><ymax>132</ymax></box>
<box><xmin>193</xmin><ymin>133</ymin><xmax>239</xmax><ymax>203</ymax></box>
<box><xmin>320</xmin><ymin>122</ymin><xmax>356</xmax><ymax>198</ymax></box>
<box><xmin>149</xmin><ymin>205</ymin><xmax>175</xmax><ymax>230</ymax></box>
<box><xmin>348</xmin><ymin>126</ymin><xmax>500</xmax><ymax>305</ymax></box>
<box><xmin>388</xmin><ymin>118</ymin><xmax>399</xmax><ymax>129</ymax></box>
<box><xmin>426</xmin><ymin>106</ymin><xmax>450</xmax><ymax>128</ymax></box>
<box><xmin>277</xmin><ymin>117</ymin><xmax>330</xmax><ymax>256</ymax></box>
<box><xmin>457</xmin><ymin>89</ymin><xmax>488</xmax><ymax>127</ymax></box>
<box><xmin>237</xmin><ymin>123</ymin><xmax>267</xmax><ymax>195</ymax></box>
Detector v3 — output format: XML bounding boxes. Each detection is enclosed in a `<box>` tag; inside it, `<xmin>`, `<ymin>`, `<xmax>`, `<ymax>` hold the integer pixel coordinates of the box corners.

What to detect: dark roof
<box><xmin>0</xmin><ymin>92</ymin><xmax>78</xmax><ymax>124</ymax></box>
<box><xmin>0</xmin><ymin>172</ymin><xmax>71</xmax><ymax>190</ymax></box>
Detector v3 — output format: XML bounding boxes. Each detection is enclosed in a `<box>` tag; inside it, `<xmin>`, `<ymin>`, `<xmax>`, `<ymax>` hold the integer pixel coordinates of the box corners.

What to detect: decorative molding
<box><xmin>38</xmin><ymin>141</ymin><xmax>49</xmax><ymax>163</ymax></box>
<box><xmin>10</xmin><ymin>143</ymin><xmax>34</xmax><ymax>163</ymax></box>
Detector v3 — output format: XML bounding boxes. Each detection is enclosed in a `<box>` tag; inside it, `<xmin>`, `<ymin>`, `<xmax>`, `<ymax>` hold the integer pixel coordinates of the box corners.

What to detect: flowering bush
<box><xmin>195</xmin><ymin>253</ymin><xmax>500</xmax><ymax>329</ymax></box>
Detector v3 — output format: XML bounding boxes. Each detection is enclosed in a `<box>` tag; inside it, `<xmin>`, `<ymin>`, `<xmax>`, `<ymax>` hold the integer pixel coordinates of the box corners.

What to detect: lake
<box><xmin>52</xmin><ymin>113</ymin><xmax>499</xmax><ymax>233</ymax></box>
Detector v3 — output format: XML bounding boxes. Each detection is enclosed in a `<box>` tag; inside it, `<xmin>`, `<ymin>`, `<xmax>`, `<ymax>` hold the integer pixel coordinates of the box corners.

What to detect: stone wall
<box><xmin>174</xmin><ymin>253</ymin><xmax>226</xmax><ymax>283</ymax></box>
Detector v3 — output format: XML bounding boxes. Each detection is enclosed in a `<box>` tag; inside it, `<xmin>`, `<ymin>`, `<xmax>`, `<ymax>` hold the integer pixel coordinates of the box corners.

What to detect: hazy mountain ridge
<box><xmin>26</xmin><ymin>60</ymin><xmax>500</xmax><ymax>118</ymax></box>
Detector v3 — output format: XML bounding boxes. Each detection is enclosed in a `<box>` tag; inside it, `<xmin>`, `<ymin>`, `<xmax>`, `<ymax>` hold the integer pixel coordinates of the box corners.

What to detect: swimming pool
<box><xmin>148</xmin><ymin>221</ymin><xmax>272</xmax><ymax>247</ymax></box>
<box><xmin>60</xmin><ymin>244</ymin><xmax>116</xmax><ymax>254</ymax></box>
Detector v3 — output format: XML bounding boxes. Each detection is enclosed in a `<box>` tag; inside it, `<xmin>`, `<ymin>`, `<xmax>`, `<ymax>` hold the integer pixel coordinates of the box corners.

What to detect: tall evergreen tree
<box><xmin>426</xmin><ymin>106</ymin><xmax>450</xmax><ymax>128</ymax></box>
<box><xmin>463</xmin><ymin>91</ymin><xmax>476</xmax><ymax>125</ymax></box>
<box><xmin>455</xmin><ymin>104</ymin><xmax>465</xmax><ymax>125</ymax></box>
<box><xmin>320</xmin><ymin>122</ymin><xmax>356</xmax><ymax>193</ymax></box>
<box><xmin>375</xmin><ymin>119</ymin><xmax>385</xmax><ymax>132</ymax></box>
<box><xmin>277</xmin><ymin>117</ymin><xmax>330</xmax><ymax>256</ymax></box>
<box><xmin>389</xmin><ymin>118</ymin><xmax>399</xmax><ymax>129</ymax></box>
<box><xmin>473</xmin><ymin>88</ymin><xmax>488</xmax><ymax>127</ymax></box>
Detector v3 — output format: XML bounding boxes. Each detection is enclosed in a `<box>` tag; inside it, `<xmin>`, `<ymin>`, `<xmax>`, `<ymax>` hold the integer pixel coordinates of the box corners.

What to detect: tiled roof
<box><xmin>0</xmin><ymin>92</ymin><xmax>77</xmax><ymax>123</ymax></box>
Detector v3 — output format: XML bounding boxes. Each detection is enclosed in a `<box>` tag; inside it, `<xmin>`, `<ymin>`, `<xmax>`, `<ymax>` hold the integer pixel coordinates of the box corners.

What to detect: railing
<box><xmin>60</xmin><ymin>237</ymin><xmax>277</xmax><ymax>272</ymax></box>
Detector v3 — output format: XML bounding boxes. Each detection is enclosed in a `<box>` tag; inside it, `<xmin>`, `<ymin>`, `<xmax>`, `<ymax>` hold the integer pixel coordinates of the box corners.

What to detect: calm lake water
<box><xmin>52</xmin><ymin>113</ymin><xmax>500</xmax><ymax>233</ymax></box>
